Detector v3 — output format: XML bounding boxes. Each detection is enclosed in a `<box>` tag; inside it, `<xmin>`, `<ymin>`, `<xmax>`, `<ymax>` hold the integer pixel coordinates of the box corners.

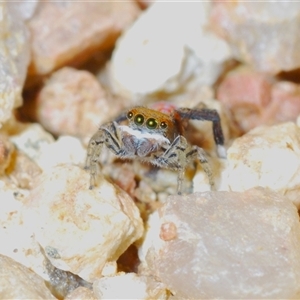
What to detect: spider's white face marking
<box><xmin>119</xmin><ymin>125</ymin><xmax>170</xmax><ymax>145</ymax></box>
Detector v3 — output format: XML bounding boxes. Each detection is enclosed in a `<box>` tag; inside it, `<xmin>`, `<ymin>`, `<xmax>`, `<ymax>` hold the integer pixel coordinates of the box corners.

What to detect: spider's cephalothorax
<box><xmin>85</xmin><ymin>105</ymin><xmax>225</xmax><ymax>194</ymax></box>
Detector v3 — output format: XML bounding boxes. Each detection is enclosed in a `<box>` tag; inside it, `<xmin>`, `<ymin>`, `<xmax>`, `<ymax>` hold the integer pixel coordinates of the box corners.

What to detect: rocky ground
<box><xmin>2</xmin><ymin>1</ymin><xmax>300</xmax><ymax>299</ymax></box>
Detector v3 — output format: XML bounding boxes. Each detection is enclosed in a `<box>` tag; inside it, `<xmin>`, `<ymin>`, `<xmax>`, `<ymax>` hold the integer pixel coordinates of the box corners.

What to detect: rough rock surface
<box><xmin>27</xmin><ymin>1</ymin><xmax>140</xmax><ymax>75</ymax></box>
<box><xmin>0</xmin><ymin>2</ymin><xmax>30</xmax><ymax>126</ymax></box>
<box><xmin>142</xmin><ymin>188</ymin><xmax>300</xmax><ymax>299</ymax></box>
<box><xmin>0</xmin><ymin>134</ymin><xmax>15</xmax><ymax>175</ymax></box>
<box><xmin>35</xmin><ymin>67</ymin><xmax>124</xmax><ymax>143</ymax></box>
<box><xmin>0</xmin><ymin>254</ymin><xmax>56</xmax><ymax>299</ymax></box>
<box><xmin>109</xmin><ymin>1</ymin><xmax>231</xmax><ymax>100</ymax></box>
<box><xmin>65</xmin><ymin>286</ymin><xmax>96</xmax><ymax>300</ymax></box>
<box><xmin>223</xmin><ymin>122</ymin><xmax>300</xmax><ymax>207</ymax></box>
<box><xmin>211</xmin><ymin>1</ymin><xmax>300</xmax><ymax>73</ymax></box>
<box><xmin>24</xmin><ymin>164</ymin><xmax>143</xmax><ymax>282</ymax></box>
<box><xmin>93</xmin><ymin>273</ymin><xmax>167</xmax><ymax>300</ymax></box>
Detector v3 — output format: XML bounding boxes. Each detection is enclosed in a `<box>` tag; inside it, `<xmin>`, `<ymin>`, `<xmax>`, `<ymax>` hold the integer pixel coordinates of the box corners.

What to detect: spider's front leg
<box><xmin>175</xmin><ymin>107</ymin><xmax>226</xmax><ymax>158</ymax></box>
<box><xmin>85</xmin><ymin>122</ymin><xmax>123</xmax><ymax>189</ymax></box>
<box><xmin>156</xmin><ymin>135</ymin><xmax>214</xmax><ymax>194</ymax></box>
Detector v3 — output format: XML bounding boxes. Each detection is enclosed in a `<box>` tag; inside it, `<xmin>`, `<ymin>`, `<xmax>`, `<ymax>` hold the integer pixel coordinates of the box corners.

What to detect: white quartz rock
<box><xmin>11</xmin><ymin>123</ymin><xmax>55</xmax><ymax>162</ymax></box>
<box><xmin>0</xmin><ymin>181</ymin><xmax>50</xmax><ymax>281</ymax></box>
<box><xmin>109</xmin><ymin>2</ymin><xmax>231</xmax><ymax>100</ymax></box>
<box><xmin>24</xmin><ymin>164</ymin><xmax>143</xmax><ymax>282</ymax></box>
<box><xmin>35</xmin><ymin>136</ymin><xmax>86</xmax><ymax>171</ymax></box>
<box><xmin>223</xmin><ymin>122</ymin><xmax>300</xmax><ymax>207</ymax></box>
<box><xmin>93</xmin><ymin>273</ymin><xmax>167</xmax><ymax>300</ymax></box>
<box><xmin>0</xmin><ymin>2</ymin><xmax>30</xmax><ymax>126</ymax></box>
<box><xmin>142</xmin><ymin>188</ymin><xmax>300</xmax><ymax>299</ymax></box>
<box><xmin>10</xmin><ymin>124</ymin><xmax>85</xmax><ymax>172</ymax></box>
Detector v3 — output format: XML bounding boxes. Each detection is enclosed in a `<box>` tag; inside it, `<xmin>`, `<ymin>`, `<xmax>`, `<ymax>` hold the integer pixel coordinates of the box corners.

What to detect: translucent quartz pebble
<box><xmin>144</xmin><ymin>188</ymin><xmax>300</xmax><ymax>299</ymax></box>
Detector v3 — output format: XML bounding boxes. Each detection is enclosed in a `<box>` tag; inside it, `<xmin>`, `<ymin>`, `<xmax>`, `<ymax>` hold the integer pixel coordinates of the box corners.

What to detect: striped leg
<box><xmin>156</xmin><ymin>135</ymin><xmax>214</xmax><ymax>194</ymax></box>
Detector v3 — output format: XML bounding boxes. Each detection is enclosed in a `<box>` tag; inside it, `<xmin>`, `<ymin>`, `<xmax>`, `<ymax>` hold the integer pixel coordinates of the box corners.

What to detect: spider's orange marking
<box><xmin>127</xmin><ymin>107</ymin><xmax>180</xmax><ymax>141</ymax></box>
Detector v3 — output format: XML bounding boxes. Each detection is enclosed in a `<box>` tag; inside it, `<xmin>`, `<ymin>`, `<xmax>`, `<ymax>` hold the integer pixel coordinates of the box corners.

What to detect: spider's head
<box><xmin>126</xmin><ymin>106</ymin><xmax>177</xmax><ymax>139</ymax></box>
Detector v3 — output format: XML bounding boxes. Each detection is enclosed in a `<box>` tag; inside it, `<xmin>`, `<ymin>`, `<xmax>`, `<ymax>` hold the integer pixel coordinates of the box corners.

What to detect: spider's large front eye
<box><xmin>146</xmin><ymin>118</ymin><xmax>158</xmax><ymax>129</ymax></box>
<box><xmin>127</xmin><ymin>111</ymin><xmax>133</xmax><ymax>119</ymax></box>
<box><xmin>134</xmin><ymin>114</ymin><xmax>144</xmax><ymax>125</ymax></box>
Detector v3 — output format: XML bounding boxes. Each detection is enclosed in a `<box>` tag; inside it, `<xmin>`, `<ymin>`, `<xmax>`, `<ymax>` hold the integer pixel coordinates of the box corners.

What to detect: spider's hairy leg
<box><xmin>175</xmin><ymin>107</ymin><xmax>226</xmax><ymax>158</ymax></box>
<box><xmin>156</xmin><ymin>135</ymin><xmax>214</xmax><ymax>194</ymax></box>
<box><xmin>186</xmin><ymin>145</ymin><xmax>214</xmax><ymax>190</ymax></box>
<box><xmin>155</xmin><ymin>136</ymin><xmax>187</xmax><ymax>194</ymax></box>
<box><xmin>85</xmin><ymin>122</ymin><xmax>123</xmax><ymax>189</ymax></box>
<box><xmin>85</xmin><ymin>129</ymin><xmax>106</xmax><ymax>189</ymax></box>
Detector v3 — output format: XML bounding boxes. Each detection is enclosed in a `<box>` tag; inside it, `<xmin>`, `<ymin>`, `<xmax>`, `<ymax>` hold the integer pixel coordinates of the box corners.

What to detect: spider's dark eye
<box><xmin>134</xmin><ymin>114</ymin><xmax>144</xmax><ymax>125</ymax></box>
<box><xmin>127</xmin><ymin>111</ymin><xmax>133</xmax><ymax>119</ymax></box>
<box><xmin>160</xmin><ymin>121</ymin><xmax>167</xmax><ymax>129</ymax></box>
<box><xmin>146</xmin><ymin>118</ymin><xmax>158</xmax><ymax>129</ymax></box>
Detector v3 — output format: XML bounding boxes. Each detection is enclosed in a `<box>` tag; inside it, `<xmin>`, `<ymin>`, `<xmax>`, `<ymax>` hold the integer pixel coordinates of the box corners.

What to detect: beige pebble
<box><xmin>0</xmin><ymin>254</ymin><xmax>56</xmax><ymax>299</ymax></box>
<box><xmin>24</xmin><ymin>164</ymin><xmax>143</xmax><ymax>282</ymax></box>
<box><xmin>224</xmin><ymin>122</ymin><xmax>300</xmax><ymax>207</ymax></box>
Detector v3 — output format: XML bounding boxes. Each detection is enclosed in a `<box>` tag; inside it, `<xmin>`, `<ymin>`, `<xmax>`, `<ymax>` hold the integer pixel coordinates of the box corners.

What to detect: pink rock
<box><xmin>217</xmin><ymin>67</ymin><xmax>272</xmax><ymax>109</ymax></box>
<box><xmin>217</xmin><ymin>67</ymin><xmax>272</xmax><ymax>131</ymax></box>
<box><xmin>27</xmin><ymin>1</ymin><xmax>140</xmax><ymax>75</ymax></box>
<box><xmin>143</xmin><ymin>188</ymin><xmax>300</xmax><ymax>299</ymax></box>
<box><xmin>217</xmin><ymin>67</ymin><xmax>300</xmax><ymax>131</ymax></box>
<box><xmin>210</xmin><ymin>2</ymin><xmax>300</xmax><ymax>74</ymax></box>
<box><xmin>262</xmin><ymin>81</ymin><xmax>300</xmax><ymax>124</ymax></box>
<box><xmin>35</xmin><ymin>67</ymin><xmax>123</xmax><ymax>142</ymax></box>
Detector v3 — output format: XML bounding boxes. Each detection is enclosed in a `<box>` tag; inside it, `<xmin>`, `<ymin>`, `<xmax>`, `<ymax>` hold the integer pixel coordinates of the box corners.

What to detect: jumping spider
<box><xmin>85</xmin><ymin>105</ymin><xmax>225</xmax><ymax>194</ymax></box>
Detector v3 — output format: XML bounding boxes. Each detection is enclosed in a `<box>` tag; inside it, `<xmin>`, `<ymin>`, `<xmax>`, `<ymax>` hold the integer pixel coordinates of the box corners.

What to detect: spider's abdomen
<box><xmin>119</xmin><ymin>125</ymin><xmax>170</xmax><ymax>157</ymax></box>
